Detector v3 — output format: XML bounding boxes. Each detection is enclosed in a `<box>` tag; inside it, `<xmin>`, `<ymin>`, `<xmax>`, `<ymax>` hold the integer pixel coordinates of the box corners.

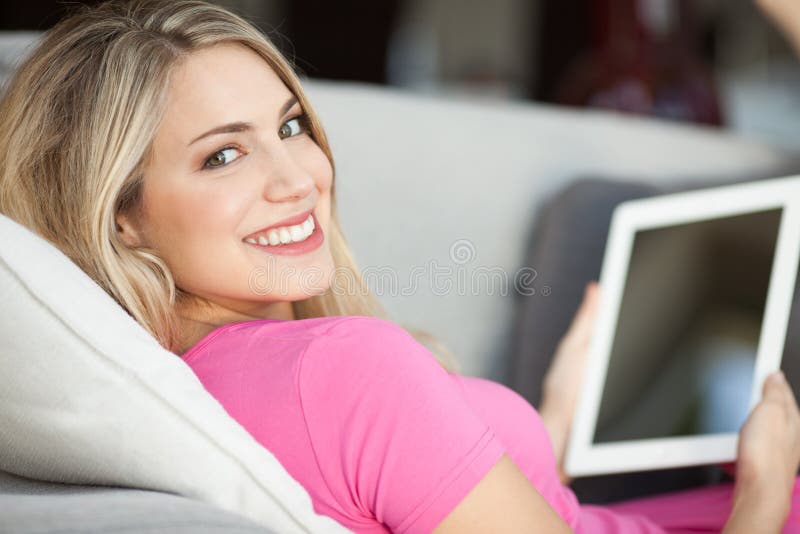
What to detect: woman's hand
<box><xmin>755</xmin><ymin>0</ymin><xmax>800</xmax><ymax>56</ymax></box>
<box><xmin>539</xmin><ymin>281</ymin><xmax>601</xmax><ymax>485</ymax></box>
<box><xmin>723</xmin><ymin>370</ymin><xmax>800</xmax><ymax>533</ymax></box>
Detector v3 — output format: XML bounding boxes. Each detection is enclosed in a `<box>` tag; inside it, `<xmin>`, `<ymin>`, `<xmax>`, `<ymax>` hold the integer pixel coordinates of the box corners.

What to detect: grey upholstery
<box><xmin>0</xmin><ymin>471</ymin><xmax>273</xmax><ymax>533</ymax></box>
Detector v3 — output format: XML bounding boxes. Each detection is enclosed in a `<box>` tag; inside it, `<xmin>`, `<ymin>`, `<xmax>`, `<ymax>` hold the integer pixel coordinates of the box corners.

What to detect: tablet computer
<box><xmin>564</xmin><ymin>175</ymin><xmax>800</xmax><ymax>477</ymax></box>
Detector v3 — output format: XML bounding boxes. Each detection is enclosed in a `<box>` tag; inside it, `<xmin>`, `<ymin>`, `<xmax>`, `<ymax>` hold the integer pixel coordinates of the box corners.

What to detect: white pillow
<box><xmin>0</xmin><ymin>213</ymin><xmax>352</xmax><ymax>534</ymax></box>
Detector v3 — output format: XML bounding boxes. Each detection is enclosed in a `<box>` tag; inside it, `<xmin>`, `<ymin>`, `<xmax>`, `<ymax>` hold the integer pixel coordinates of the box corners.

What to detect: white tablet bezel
<box><xmin>564</xmin><ymin>175</ymin><xmax>800</xmax><ymax>477</ymax></box>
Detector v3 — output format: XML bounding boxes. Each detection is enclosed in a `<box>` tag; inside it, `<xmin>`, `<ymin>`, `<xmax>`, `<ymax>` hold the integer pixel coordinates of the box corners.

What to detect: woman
<box><xmin>0</xmin><ymin>1</ymin><xmax>798</xmax><ymax>532</ymax></box>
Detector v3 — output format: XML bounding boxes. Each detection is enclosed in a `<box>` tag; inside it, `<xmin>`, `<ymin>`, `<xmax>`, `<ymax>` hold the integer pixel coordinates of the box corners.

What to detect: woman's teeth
<box><xmin>245</xmin><ymin>214</ymin><xmax>315</xmax><ymax>246</ymax></box>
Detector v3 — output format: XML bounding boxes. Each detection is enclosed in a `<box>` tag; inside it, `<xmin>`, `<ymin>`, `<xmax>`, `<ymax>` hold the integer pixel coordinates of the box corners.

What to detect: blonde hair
<box><xmin>0</xmin><ymin>0</ymin><xmax>460</xmax><ymax>373</ymax></box>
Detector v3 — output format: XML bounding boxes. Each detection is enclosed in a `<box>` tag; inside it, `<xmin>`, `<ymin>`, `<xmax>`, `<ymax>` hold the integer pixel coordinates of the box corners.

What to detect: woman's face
<box><xmin>116</xmin><ymin>42</ymin><xmax>334</xmax><ymax>322</ymax></box>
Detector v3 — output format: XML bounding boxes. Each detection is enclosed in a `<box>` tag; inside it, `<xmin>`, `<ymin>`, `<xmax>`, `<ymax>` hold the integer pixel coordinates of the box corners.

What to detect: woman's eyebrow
<box><xmin>188</xmin><ymin>121</ymin><xmax>252</xmax><ymax>146</ymax></box>
<box><xmin>187</xmin><ymin>95</ymin><xmax>299</xmax><ymax>147</ymax></box>
<box><xmin>279</xmin><ymin>95</ymin><xmax>299</xmax><ymax>119</ymax></box>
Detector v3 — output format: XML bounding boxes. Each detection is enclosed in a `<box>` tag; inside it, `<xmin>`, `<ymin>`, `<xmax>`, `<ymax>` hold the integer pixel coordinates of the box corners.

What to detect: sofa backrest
<box><xmin>2</xmin><ymin>31</ymin><xmax>798</xmax><ymax>379</ymax></box>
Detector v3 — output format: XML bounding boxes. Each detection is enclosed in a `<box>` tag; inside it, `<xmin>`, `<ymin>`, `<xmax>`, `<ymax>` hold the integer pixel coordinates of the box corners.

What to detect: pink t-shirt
<box><xmin>181</xmin><ymin>315</ymin><xmax>737</xmax><ymax>533</ymax></box>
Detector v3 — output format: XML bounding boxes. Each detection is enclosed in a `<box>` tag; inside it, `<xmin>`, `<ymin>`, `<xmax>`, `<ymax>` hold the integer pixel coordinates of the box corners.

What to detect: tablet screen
<box><xmin>593</xmin><ymin>207</ymin><xmax>785</xmax><ymax>444</ymax></box>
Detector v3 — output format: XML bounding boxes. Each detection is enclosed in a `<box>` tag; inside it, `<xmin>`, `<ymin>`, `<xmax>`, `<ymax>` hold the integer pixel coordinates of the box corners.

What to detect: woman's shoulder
<box><xmin>301</xmin><ymin>315</ymin><xmax>428</xmax><ymax>365</ymax></box>
<box><xmin>298</xmin><ymin>315</ymin><xmax>446</xmax><ymax>398</ymax></box>
<box><xmin>309</xmin><ymin>315</ymin><xmax>411</xmax><ymax>341</ymax></box>
<box><xmin>225</xmin><ymin>314</ymin><xmax>402</xmax><ymax>338</ymax></box>
<box><xmin>297</xmin><ymin>318</ymin><xmax>508</xmax><ymax>534</ymax></box>
<box><xmin>181</xmin><ymin>314</ymin><xmax>409</xmax><ymax>364</ymax></box>
<box><xmin>234</xmin><ymin>315</ymin><xmax>410</xmax><ymax>352</ymax></box>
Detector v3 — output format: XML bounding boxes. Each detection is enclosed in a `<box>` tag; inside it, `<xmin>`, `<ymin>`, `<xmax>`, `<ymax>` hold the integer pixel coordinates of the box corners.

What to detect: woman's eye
<box><xmin>204</xmin><ymin>147</ymin><xmax>242</xmax><ymax>169</ymax></box>
<box><xmin>279</xmin><ymin>114</ymin><xmax>308</xmax><ymax>139</ymax></box>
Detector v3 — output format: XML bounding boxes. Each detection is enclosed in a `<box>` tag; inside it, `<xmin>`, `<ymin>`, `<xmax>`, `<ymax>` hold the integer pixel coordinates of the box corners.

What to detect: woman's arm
<box><xmin>433</xmin><ymin>454</ymin><xmax>574</xmax><ymax>533</ymax></box>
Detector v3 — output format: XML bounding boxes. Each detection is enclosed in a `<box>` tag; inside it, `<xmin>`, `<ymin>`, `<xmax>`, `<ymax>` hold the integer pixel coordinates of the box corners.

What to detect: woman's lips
<box><xmin>244</xmin><ymin>212</ymin><xmax>324</xmax><ymax>256</ymax></box>
<box><xmin>243</xmin><ymin>208</ymin><xmax>313</xmax><ymax>241</ymax></box>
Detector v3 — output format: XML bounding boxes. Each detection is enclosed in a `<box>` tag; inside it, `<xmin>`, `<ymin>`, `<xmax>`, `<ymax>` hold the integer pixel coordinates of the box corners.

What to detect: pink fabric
<box><xmin>182</xmin><ymin>315</ymin><xmax>800</xmax><ymax>533</ymax></box>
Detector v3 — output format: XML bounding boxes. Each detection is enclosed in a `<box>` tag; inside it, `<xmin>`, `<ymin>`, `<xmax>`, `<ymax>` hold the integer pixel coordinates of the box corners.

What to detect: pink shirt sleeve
<box><xmin>298</xmin><ymin>316</ymin><xmax>507</xmax><ymax>534</ymax></box>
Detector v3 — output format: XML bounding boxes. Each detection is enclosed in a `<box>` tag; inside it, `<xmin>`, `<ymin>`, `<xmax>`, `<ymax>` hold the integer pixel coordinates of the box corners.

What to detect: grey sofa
<box><xmin>0</xmin><ymin>470</ymin><xmax>273</xmax><ymax>533</ymax></box>
<box><xmin>2</xmin><ymin>31</ymin><xmax>799</xmax><ymax>532</ymax></box>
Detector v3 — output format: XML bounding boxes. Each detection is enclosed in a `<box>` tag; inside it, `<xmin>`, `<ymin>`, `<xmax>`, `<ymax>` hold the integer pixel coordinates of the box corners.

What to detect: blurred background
<box><xmin>3</xmin><ymin>0</ymin><xmax>800</xmax><ymax>149</ymax></box>
<box><xmin>3</xmin><ymin>0</ymin><xmax>800</xmax><ymax>505</ymax></box>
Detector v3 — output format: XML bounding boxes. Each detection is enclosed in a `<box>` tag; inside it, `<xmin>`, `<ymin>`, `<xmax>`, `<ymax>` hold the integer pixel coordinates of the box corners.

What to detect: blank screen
<box><xmin>593</xmin><ymin>208</ymin><xmax>784</xmax><ymax>444</ymax></box>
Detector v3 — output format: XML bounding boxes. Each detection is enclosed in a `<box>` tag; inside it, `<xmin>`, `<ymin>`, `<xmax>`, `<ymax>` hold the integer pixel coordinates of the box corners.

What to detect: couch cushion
<box><xmin>0</xmin><ymin>471</ymin><xmax>273</xmax><ymax>533</ymax></box>
<box><xmin>0</xmin><ymin>212</ymin><xmax>351</xmax><ymax>533</ymax></box>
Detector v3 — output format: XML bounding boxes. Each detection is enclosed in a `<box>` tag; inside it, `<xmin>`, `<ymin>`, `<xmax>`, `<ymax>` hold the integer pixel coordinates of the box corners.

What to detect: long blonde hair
<box><xmin>0</xmin><ymin>0</ymin><xmax>459</xmax><ymax>373</ymax></box>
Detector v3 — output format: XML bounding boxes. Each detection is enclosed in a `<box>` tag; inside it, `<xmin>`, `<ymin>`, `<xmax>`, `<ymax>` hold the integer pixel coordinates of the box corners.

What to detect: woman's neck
<box><xmin>176</xmin><ymin>299</ymin><xmax>296</xmax><ymax>355</ymax></box>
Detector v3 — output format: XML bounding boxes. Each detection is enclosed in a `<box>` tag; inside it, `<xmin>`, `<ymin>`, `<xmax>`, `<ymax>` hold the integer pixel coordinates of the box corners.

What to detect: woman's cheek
<box><xmin>306</xmin><ymin>143</ymin><xmax>333</xmax><ymax>190</ymax></box>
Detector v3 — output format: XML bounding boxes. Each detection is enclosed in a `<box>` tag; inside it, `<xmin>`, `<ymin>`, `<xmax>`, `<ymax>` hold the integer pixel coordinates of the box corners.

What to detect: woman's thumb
<box><xmin>763</xmin><ymin>371</ymin><xmax>787</xmax><ymax>399</ymax></box>
<box><xmin>581</xmin><ymin>281</ymin><xmax>597</xmax><ymax>303</ymax></box>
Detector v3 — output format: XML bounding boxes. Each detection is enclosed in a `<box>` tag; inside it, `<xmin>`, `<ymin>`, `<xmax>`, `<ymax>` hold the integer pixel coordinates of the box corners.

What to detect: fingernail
<box><xmin>771</xmin><ymin>371</ymin><xmax>786</xmax><ymax>383</ymax></box>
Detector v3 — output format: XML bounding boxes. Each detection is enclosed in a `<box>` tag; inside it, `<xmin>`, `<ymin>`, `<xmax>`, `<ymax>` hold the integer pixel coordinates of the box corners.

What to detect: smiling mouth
<box><xmin>244</xmin><ymin>213</ymin><xmax>316</xmax><ymax>247</ymax></box>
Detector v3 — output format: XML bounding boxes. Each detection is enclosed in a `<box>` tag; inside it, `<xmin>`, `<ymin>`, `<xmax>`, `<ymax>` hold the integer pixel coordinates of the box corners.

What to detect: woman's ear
<box><xmin>115</xmin><ymin>211</ymin><xmax>145</xmax><ymax>248</ymax></box>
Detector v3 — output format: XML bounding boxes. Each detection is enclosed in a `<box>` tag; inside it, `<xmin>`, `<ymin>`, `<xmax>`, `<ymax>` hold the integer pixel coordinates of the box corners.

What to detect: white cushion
<box><xmin>0</xmin><ymin>213</ymin><xmax>352</xmax><ymax>534</ymax></box>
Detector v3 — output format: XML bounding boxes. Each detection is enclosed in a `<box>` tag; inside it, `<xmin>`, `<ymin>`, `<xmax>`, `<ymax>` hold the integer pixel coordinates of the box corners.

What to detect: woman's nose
<box><xmin>260</xmin><ymin>152</ymin><xmax>315</xmax><ymax>202</ymax></box>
